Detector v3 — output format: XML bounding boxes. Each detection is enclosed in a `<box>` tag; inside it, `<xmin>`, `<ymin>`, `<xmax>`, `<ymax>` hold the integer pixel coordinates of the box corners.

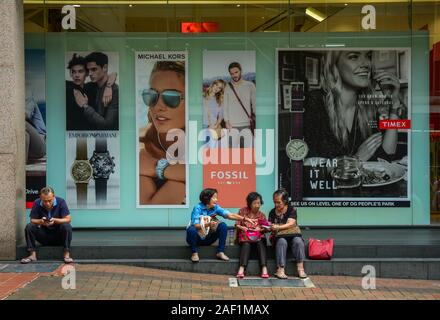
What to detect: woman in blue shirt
<box><xmin>187</xmin><ymin>188</ymin><xmax>256</xmax><ymax>262</ymax></box>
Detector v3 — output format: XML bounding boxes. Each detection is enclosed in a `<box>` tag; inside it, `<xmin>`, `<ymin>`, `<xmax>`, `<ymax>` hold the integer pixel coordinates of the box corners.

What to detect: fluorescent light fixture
<box><xmin>305</xmin><ymin>7</ymin><xmax>326</xmax><ymax>22</ymax></box>
<box><xmin>325</xmin><ymin>43</ymin><xmax>346</xmax><ymax>47</ymax></box>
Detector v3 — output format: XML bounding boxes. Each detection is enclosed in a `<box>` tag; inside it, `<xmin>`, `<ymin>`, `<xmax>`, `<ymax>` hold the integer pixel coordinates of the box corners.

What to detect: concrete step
<box><xmin>8</xmin><ymin>258</ymin><xmax>440</xmax><ymax>280</ymax></box>
<box><xmin>16</xmin><ymin>244</ymin><xmax>440</xmax><ymax>260</ymax></box>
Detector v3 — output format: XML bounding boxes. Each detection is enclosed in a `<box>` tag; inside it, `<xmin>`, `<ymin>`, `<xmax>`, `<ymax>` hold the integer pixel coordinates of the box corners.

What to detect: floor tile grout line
<box><xmin>0</xmin><ymin>273</ymin><xmax>41</xmax><ymax>301</ymax></box>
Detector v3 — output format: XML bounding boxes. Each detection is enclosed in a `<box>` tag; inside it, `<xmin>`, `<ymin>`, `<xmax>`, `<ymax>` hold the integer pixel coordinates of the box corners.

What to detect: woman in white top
<box><xmin>203</xmin><ymin>79</ymin><xmax>226</xmax><ymax>148</ymax></box>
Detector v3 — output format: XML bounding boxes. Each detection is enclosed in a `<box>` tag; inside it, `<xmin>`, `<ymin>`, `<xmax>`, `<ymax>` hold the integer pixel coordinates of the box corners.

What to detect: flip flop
<box><xmin>274</xmin><ymin>272</ymin><xmax>288</xmax><ymax>279</ymax></box>
<box><xmin>261</xmin><ymin>273</ymin><xmax>269</xmax><ymax>279</ymax></box>
<box><xmin>20</xmin><ymin>257</ymin><xmax>36</xmax><ymax>264</ymax></box>
<box><xmin>63</xmin><ymin>257</ymin><xmax>74</xmax><ymax>264</ymax></box>
<box><xmin>236</xmin><ymin>272</ymin><xmax>245</xmax><ymax>279</ymax></box>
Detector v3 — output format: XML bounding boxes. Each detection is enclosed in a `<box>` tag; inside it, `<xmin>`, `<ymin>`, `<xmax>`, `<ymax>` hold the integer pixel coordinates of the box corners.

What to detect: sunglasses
<box><xmin>142</xmin><ymin>88</ymin><xmax>184</xmax><ymax>109</ymax></box>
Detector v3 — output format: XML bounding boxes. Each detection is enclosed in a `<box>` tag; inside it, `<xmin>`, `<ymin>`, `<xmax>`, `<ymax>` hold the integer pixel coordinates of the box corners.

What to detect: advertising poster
<box><xmin>135</xmin><ymin>51</ymin><xmax>188</xmax><ymax>207</ymax></box>
<box><xmin>66</xmin><ymin>132</ymin><xmax>120</xmax><ymax>209</ymax></box>
<box><xmin>277</xmin><ymin>49</ymin><xmax>411</xmax><ymax>207</ymax></box>
<box><xmin>202</xmin><ymin>51</ymin><xmax>256</xmax><ymax>207</ymax></box>
<box><xmin>65</xmin><ymin>51</ymin><xmax>120</xmax><ymax>209</ymax></box>
<box><xmin>25</xmin><ymin>49</ymin><xmax>47</xmax><ymax>208</ymax></box>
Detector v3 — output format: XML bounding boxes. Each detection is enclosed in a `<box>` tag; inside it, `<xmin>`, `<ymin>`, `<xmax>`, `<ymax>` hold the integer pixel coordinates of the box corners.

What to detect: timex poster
<box><xmin>65</xmin><ymin>51</ymin><xmax>120</xmax><ymax>209</ymax></box>
<box><xmin>277</xmin><ymin>49</ymin><xmax>411</xmax><ymax>207</ymax></box>
<box><xmin>202</xmin><ymin>51</ymin><xmax>256</xmax><ymax>207</ymax></box>
<box><xmin>25</xmin><ymin>49</ymin><xmax>47</xmax><ymax>208</ymax></box>
<box><xmin>135</xmin><ymin>51</ymin><xmax>188</xmax><ymax>207</ymax></box>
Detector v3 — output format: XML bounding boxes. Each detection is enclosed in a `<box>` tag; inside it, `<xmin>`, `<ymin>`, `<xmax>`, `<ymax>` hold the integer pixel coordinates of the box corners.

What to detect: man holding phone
<box><xmin>21</xmin><ymin>187</ymin><xmax>74</xmax><ymax>264</ymax></box>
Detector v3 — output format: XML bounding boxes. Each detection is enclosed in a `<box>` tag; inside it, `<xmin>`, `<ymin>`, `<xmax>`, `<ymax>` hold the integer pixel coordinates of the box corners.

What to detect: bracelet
<box><xmin>156</xmin><ymin>158</ymin><xmax>169</xmax><ymax>180</ymax></box>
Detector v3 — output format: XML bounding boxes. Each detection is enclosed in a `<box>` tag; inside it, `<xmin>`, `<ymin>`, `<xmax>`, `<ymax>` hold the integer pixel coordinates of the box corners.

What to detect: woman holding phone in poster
<box><xmin>203</xmin><ymin>79</ymin><xmax>226</xmax><ymax>148</ymax></box>
<box><xmin>304</xmin><ymin>50</ymin><xmax>402</xmax><ymax>162</ymax></box>
<box><xmin>139</xmin><ymin>61</ymin><xmax>186</xmax><ymax>205</ymax></box>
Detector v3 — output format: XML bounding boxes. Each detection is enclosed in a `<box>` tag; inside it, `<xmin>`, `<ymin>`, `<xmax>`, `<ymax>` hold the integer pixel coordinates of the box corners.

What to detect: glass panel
<box><xmin>21</xmin><ymin>0</ymin><xmax>438</xmax><ymax>226</ymax></box>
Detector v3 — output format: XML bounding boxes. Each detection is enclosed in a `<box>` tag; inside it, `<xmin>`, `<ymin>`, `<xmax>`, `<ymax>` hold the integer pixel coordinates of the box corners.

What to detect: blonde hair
<box><xmin>150</xmin><ymin>61</ymin><xmax>185</xmax><ymax>84</ymax></box>
<box><xmin>321</xmin><ymin>51</ymin><xmax>375</xmax><ymax>149</ymax></box>
<box><xmin>204</xmin><ymin>79</ymin><xmax>226</xmax><ymax>105</ymax></box>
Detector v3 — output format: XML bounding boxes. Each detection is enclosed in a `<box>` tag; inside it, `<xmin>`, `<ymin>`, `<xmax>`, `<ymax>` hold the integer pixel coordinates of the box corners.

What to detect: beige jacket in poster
<box><xmin>223</xmin><ymin>80</ymin><xmax>256</xmax><ymax>128</ymax></box>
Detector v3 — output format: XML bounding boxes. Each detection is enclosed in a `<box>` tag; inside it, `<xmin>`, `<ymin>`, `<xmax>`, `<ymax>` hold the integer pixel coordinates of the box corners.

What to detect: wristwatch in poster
<box><xmin>286</xmin><ymin>81</ymin><xmax>308</xmax><ymax>202</ymax></box>
<box><xmin>156</xmin><ymin>158</ymin><xmax>169</xmax><ymax>180</ymax></box>
<box><xmin>71</xmin><ymin>137</ymin><xmax>93</xmax><ymax>207</ymax></box>
<box><xmin>89</xmin><ymin>138</ymin><xmax>115</xmax><ymax>205</ymax></box>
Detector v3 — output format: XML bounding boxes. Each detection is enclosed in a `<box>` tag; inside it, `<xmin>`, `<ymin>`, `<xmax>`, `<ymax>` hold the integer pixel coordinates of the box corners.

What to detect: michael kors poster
<box><xmin>135</xmin><ymin>51</ymin><xmax>188</xmax><ymax>207</ymax></box>
<box><xmin>277</xmin><ymin>49</ymin><xmax>411</xmax><ymax>207</ymax></box>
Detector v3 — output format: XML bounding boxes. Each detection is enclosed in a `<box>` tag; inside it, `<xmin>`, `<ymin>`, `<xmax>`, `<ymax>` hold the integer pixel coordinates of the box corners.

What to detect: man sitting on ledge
<box><xmin>21</xmin><ymin>186</ymin><xmax>74</xmax><ymax>264</ymax></box>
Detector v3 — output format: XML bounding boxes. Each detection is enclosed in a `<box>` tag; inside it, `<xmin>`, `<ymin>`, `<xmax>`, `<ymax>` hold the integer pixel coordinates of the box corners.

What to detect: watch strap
<box><xmin>95</xmin><ymin>179</ymin><xmax>107</xmax><ymax>205</ymax></box>
<box><xmin>291</xmin><ymin>161</ymin><xmax>303</xmax><ymax>201</ymax></box>
<box><xmin>290</xmin><ymin>82</ymin><xmax>305</xmax><ymax>202</ymax></box>
<box><xmin>76</xmin><ymin>137</ymin><xmax>88</xmax><ymax>160</ymax></box>
<box><xmin>292</xmin><ymin>109</ymin><xmax>303</xmax><ymax>139</ymax></box>
<box><xmin>95</xmin><ymin>137</ymin><xmax>109</xmax><ymax>205</ymax></box>
<box><xmin>95</xmin><ymin>138</ymin><xmax>107</xmax><ymax>153</ymax></box>
<box><xmin>76</xmin><ymin>183</ymin><xmax>88</xmax><ymax>207</ymax></box>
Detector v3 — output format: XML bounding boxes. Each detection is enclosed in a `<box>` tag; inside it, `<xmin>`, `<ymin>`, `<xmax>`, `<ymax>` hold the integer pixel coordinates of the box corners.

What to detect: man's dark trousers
<box><xmin>25</xmin><ymin>223</ymin><xmax>72</xmax><ymax>252</ymax></box>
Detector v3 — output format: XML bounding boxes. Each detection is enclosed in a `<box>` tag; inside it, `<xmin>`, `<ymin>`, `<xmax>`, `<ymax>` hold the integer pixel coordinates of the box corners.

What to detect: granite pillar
<box><xmin>0</xmin><ymin>0</ymin><xmax>25</xmax><ymax>260</ymax></box>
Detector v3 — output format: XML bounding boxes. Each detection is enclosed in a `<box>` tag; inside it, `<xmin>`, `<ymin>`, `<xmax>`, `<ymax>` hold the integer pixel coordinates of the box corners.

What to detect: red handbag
<box><xmin>308</xmin><ymin>238</ymin><xmax>334</xmax><ymax>260</ymax></box>
<box><xmin>239</xmin><ymin>230</ymin><xmax>262</xmax><ymax>243</ymax></box>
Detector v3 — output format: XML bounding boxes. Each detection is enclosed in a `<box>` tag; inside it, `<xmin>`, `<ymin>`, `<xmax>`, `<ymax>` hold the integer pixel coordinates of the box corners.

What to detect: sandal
<box><xmin>274</xmin><ymin>272</ymin><xmax>288</xmax><ymax>279</ymax></box>
<box><xmin>298</xmin><ymin>269</ymin><xmax>308</xmax><ymax>279</ymax></box>
<box><xmin>63</xmin><ymin>257</ymin><xmax>74</xmax><ymax>264</ymax></box>
<box><xmin>261</xmin><ymin>273</ymin><xmax>269</xmax><ymax>279</ymax></box>
<box><xmin>20</xmin><ymin>257</ymin><xmax>37</xmax><ymax>264</ymax></box>
<box><xmin>236</xmin><ymin>272</ymin><xmax>245</xmax><ymax>279</ymax></box>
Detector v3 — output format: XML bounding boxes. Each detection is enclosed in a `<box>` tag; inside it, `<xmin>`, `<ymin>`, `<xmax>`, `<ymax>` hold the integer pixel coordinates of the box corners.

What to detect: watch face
<box><xmin>89</xmin><ymin>151</ymin><xmax>115</xmax><ymax>179</ymax></box>
<box><xmin>286</xmin><ymin>139</ymin><xmax>309</xmax><ymax>161</ymax></box>
<box><xmin>71</xmin><ymin>160</ymin><xmax>93</xmax><ymax>183</ymax></box>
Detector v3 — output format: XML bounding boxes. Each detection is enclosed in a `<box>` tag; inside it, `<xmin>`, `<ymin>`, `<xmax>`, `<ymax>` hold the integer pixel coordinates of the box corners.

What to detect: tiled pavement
<box><xmin>2</xmin><ymin>264</ymin><xmax>440</xmax><ymax>300</ymax></box>
<box><xmin>0</xmin><ymin>273</ymin><xmax>39</xmax><ymax>300</ymax></box>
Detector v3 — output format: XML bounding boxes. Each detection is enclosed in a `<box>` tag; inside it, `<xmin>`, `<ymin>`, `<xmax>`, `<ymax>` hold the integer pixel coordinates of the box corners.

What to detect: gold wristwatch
<box><xmin>70</xmin><ymin>137</ymin><xmax>92</xmax><ymax>207</ymax></box>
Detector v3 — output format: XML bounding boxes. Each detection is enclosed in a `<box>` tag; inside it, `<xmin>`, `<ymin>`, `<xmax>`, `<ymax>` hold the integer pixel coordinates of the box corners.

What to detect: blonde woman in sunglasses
<box><xmin>139</xmin><ymin>61</ymin><xmax>186</xmax><ymax>205</ymax></box>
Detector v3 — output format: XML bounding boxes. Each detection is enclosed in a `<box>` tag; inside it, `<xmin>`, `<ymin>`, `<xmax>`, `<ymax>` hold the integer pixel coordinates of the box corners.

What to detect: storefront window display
<box><xmin>22</xmin><ymin>1</ymin><xmax>439</xmax><ymax>226</ymax></box>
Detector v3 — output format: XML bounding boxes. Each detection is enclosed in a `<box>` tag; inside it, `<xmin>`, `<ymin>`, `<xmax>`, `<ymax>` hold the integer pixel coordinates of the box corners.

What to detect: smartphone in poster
<box><xmin>135</xmin><ymin>51</ymin><xmax>188</xmax><ymax>207</ymax></box>
<box><xmin>25</xmin><ymin>49</ymin><xmax>47</xmax><ymax>208</ymax></box>
<box><xmin>277</xmin><ymin>49</ymin><xmax>411</xmax><ymax>207</ymax></box>
<box><xmin>65</xmin><ymin>51</ymin><xmax>120</xmax><ymax>209</ymax></box>
<box><xmin>202</xmin><ymin>51</ymin><xmax>256</xmax><ymax>207</ymax></box>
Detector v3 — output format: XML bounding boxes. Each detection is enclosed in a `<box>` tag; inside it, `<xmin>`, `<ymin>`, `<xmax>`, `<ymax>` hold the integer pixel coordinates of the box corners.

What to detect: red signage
<box><xmin>379</xmin><ymin>119</ymin><xmax>411</xmax><ymax>130</ymax></box>
<box><xmin>181</xmin><ymin>22</ymin><xmax>219</xmax><ymax>33</ymax></box>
